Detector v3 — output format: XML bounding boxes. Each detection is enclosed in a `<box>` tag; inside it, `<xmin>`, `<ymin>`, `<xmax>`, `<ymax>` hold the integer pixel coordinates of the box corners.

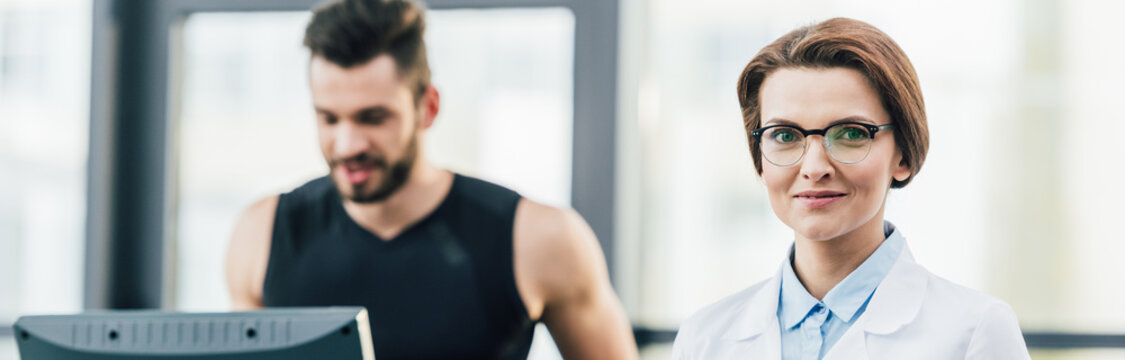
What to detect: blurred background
<box><xmin>1</xmin><ymin>0</ymin><xmax>1123</xmax><ymax>359</ymax></box>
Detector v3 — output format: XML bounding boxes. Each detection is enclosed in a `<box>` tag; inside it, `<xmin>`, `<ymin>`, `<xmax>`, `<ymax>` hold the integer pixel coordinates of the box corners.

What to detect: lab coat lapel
<box><xmin>823</xmin><ymin>244</ymin><xmax>929</xmax><ymax>360</ymax></box>
<box><xmin>721</xmin><ymin>265</ymin><xmax>783</xmax><ymax>360</ymax></box>
<box><xmin>822</xmin><ymin>323</ymin><xmax>868</xmax><ymax>360</ymax></box>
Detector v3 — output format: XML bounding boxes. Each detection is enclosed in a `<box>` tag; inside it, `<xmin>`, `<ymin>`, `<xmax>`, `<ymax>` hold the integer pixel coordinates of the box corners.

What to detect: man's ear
<box><xmin>420</xmin><ymin>85</ymin><xmax>440</xmax><ymax>129</ymax></box>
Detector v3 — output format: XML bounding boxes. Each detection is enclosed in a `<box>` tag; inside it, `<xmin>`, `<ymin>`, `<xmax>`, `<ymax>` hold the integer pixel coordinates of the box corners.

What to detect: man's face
<box><xmin>309</xmin><ymin>54</ymin><xmax>425</xmax><ymax>203</ymax></box>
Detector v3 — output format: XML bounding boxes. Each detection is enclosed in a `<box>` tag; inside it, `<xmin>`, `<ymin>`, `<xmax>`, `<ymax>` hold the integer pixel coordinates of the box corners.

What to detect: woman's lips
<box><xmin>794</xmin><ymin>190</ymin><xmax>847</xmax><ymax>209</ymax></box>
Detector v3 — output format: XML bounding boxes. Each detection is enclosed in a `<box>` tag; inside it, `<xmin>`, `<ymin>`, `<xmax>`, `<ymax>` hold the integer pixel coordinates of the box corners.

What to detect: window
<box><xmin>0</xmin><ymin>1</ymin><xmax>91</xmax><ymax>359</ymax></box>
<box><xmin>171</xmin><ymin>8</ymin><xmax>575</xmax><ymax>359</ymax></box>
<box><xmin>622</xmin><ymin>0</ymin><xmax>1125</xmax><ymax>357</ymax></box>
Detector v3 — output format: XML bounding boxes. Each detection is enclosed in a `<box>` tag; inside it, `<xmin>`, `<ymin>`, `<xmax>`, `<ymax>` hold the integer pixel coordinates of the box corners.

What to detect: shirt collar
<box><xmin>779</xmin><ymin>251</ymin><xmax>820</xmax><ymax>328</ymax></box>
<box><xmin>778</xmin><ymin>221</ymin><xmax>905</xmax><ymax>328</ymax></box>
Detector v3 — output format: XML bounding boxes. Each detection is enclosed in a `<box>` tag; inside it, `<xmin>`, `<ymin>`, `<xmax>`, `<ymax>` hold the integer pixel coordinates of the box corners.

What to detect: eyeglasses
<box><xmin>750</xmin><ymin>122</ymin><xmax>894</xmax><ymax>166</ymax></box>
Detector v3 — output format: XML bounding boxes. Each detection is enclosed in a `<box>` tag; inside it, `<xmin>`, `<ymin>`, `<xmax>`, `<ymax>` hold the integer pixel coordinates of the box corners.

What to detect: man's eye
<box><xmin>359</xmin><ymin>115</ymin><xmax>386</xmax><ymax>125</ymax></box>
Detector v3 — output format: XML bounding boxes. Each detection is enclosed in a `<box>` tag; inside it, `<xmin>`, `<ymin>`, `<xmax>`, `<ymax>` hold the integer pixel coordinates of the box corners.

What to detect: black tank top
<box><xmin>262</xmin><ymin>174</ymin><xmax>535</xmax><ymax>359</ymax></box>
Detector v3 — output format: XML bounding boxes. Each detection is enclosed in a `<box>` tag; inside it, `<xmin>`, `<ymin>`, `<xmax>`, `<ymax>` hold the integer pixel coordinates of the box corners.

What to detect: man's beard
<box><xmin>329</xmin><ymin>129</ymin><xmax>420</xmax><ymax>204</ymax></box>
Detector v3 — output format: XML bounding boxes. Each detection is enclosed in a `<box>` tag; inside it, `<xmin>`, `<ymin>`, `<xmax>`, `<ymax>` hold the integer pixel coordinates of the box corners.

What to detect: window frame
<box><xmin>83</xmin><ymin>0</ymin><xmax>619</xmax><ymax>310</ymax></box>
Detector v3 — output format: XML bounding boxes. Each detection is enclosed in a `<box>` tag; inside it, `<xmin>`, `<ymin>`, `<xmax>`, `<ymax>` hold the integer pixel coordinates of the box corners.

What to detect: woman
<box><xmin>671</xmin><ymin>18</ymin><xmax>1030</xmax><ymax>359</ymax></box>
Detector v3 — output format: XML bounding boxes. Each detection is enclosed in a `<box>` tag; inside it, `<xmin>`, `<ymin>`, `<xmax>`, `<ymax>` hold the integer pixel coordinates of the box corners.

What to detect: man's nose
<box><xmin>333</xmin><ymin>121</ymin><xmax>370</xmax><ymax>159</ymax></box>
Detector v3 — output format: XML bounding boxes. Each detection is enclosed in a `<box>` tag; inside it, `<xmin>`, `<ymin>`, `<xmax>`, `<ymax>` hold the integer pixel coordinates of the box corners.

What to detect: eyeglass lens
<box><xmin>759</xmin><ymin>123</ymin><xmax>875</xmax><ymax>166</ymax></box>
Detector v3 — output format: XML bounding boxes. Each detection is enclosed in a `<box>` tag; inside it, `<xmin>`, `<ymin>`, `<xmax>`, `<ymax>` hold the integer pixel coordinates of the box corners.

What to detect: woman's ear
<box><xmin>892</xmin><ymin>156</ymin><xmax>911</xmax><ymax>182</ymax></box>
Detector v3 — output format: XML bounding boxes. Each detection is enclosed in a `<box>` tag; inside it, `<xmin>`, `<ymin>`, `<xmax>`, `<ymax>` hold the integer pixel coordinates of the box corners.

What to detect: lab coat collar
<box><xmin>718</xmin><ymin>262</ymin><xmax>783</xmax><ymax>359</ymax></box>
<box><xmin>720</xmin><ymin>264</ymin><xmax>781</xmax><ymax>342</ymax></box>
<box><xmin>823</xmin><ymin>244</ymin><xmax>928</xmax><ymax>359</ymax></box>
<box><xmin>718</xmin><ymin>241</ymin><xmax>928</xmax><ymax>355</ymax></box>
<box><xmin>856</xmin><ymin>243</ymin><xmax>928</xmax><ymax>334</ymax></box>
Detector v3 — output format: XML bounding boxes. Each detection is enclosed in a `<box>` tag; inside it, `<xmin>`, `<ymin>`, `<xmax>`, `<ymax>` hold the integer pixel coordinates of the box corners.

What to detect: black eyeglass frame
<box><xmin>749</xmin><ymin>121</ymin><xmax>895</xmax><ymax>166</ymax></box>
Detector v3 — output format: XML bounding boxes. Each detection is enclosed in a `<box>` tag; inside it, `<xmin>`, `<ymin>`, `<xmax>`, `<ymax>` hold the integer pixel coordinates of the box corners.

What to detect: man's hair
<box><xmin>304</xmin><ymin>0</ymin><xmax>431</xmax><ymax>100</ymax></box>
<box><xmin>737</xmin><ymin>17</ymin><xmax>929</xmax><ymax>188</ymax></box>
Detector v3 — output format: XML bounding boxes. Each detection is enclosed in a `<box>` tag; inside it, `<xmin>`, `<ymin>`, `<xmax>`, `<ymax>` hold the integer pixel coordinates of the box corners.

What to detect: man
<box><xmin>224</xmin><ymin>0</ymin><xmax>637</xmax><ymax>359</ymax></box>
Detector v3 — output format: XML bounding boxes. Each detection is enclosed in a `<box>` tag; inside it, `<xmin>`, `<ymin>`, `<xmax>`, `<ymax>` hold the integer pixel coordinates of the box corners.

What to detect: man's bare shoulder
<box><xmin>513</xmin><ymin>199</ymin><xmax>601</xmax><ymax>265</ymax></box>
<box><xmin>513</xmin><ymin>199</ymin><xmax>607</xmax><ymax>306</ymax></box>
<box><xmin>512</xmin><ymin>199</ymin><xmax>636</xmax><ymax>359</ymax></box>
<box><xmin>514</xmin><ymin>199</ymin><xmax>588</xmax><ymax>240</ymax></box>
<box><xmin>233</xmin><ymin>195</ymin><xmax>280</xmax><ymax>240</ymax></box>
<box><xmin>225</xmin><ymin>195</ymin><xmax>280</xmax><ymax>310</ymax></box>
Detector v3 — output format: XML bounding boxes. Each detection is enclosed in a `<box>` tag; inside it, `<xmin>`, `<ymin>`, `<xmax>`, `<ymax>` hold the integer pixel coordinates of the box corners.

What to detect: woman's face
<box><xmin>758</xmin><ymin>67</ymin><xmax>911</xmax><ymax>241</ymax></box>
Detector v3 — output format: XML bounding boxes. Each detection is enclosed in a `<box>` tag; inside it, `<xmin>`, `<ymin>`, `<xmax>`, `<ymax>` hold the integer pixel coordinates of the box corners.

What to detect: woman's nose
<box><xmin>799</xmin><ymin>136</ymin><xmax>835</xmax><ymax>182</ymax></box>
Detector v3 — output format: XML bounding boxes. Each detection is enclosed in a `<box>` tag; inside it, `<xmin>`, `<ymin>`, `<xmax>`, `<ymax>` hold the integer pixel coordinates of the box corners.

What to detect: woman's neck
<box><xmin>791</xmin><ymin>217</ymin><xmax>886</xmax><ymax>300</ymax></box>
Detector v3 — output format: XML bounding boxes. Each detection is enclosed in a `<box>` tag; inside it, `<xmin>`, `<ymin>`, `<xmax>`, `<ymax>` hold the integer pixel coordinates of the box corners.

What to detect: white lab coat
<box><xmin>672</xmin><ymin>245</ymin><xmax>1031</xmax><ymax>359</ymax></box>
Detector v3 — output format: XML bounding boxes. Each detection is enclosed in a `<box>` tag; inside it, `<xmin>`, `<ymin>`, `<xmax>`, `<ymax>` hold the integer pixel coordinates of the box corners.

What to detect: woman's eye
<box><xmin>771</xmin><ymin>130</ymin><xmax>798</xmax><ymax>143</ymax></box>
<box><xmin>835</xmin><ymin>126</ymin><xmax>867</xmax><ymax>140</ymax></box>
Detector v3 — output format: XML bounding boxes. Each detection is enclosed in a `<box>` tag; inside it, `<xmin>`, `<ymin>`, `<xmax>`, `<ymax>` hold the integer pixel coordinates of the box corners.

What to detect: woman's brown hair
<box><xmin>737</xmin><ymin>17</ymin><xmax>929</xmax><ymax>188</ymax></box>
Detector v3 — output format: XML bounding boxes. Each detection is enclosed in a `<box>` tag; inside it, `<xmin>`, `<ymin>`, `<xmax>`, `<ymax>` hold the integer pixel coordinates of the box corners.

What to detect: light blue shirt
<box><xmin>778</xmin><ymin>222</ymin><xmax>905</xmax><ymax>360</ymax></box>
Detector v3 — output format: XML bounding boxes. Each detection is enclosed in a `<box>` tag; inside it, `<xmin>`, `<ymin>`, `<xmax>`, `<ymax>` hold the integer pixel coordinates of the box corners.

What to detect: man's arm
<box><xmin>224</xmin><ymin>195</ymin><xmax>278</xmax><ymax>311</ymax></box>
<box><xmin>514</xmin><ymin>199</ymin><xmax>638</xmax><ymax>360</ymax></box>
